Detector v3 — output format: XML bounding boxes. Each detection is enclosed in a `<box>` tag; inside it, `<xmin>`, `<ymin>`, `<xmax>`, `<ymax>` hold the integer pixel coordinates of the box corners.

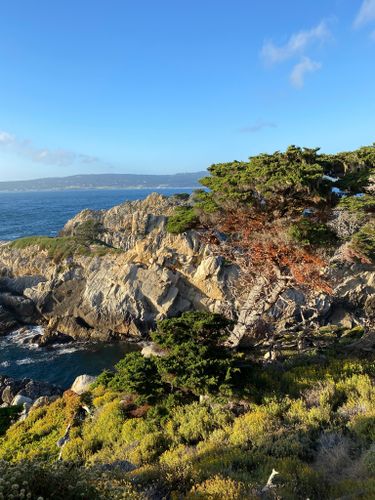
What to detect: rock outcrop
<box><xmin>0</xmin><ymin>376</ymin><xmax>62</xmax><ymax>407</ymax></box>
<box><xmin>0</xmin><ymin>193</ymin><xmax>373</xmax><ymax>352</ymax></box>
<box><xmin>71</xmin><ymin>375</ymin><xmax>97</xmax><ymax>395</ymax></box>
<box><xmin>0</xmin><ymin>194</ymin><xmax>237</xmax><ymax>341</ymax></box>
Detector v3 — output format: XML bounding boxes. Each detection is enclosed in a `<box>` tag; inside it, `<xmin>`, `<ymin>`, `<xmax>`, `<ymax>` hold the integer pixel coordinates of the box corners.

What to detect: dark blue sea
<box><xmin>0</xmin><ymin>188</ymin><xmax>192</xmax><ymax>241</ymax></box>
<box><xmin>0</xmin><ymin>189</ymin><xmax>192</xmax><ymax>387</ymax></box>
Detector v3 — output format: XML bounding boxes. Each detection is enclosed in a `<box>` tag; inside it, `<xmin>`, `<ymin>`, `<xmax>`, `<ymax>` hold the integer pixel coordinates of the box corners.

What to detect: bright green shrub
<box><xmin>188</xmin><ymin>475</ymin><xmax>251</xmax><ymax>499</ymax></box>
<box><xmin>289</xmin><ymin>218</ymin><xmax>337</xmax><ymax>246</ymax></box>
<box><xmin>165</xmin><ymin>402</ymin><xmax>232</xmax><ymax>445</ymax></box>
<box><xmin>229</xmin><ymin>409</ymin><xmax>278</xmax><ymax>447</ymax></box>
<box><xmin>166</xmin><ymin>206</ymin><xmax>199</xmax><ymax>233</ymax></box>
<box><xmin>338</xmin><ymin>194</ymin><xmax>375</xmax><ymax>213</ymax></box>
<box><xmin>0</xmin><ymin>393</ymin><xmax>78</xmax><ymax>462</ymax></box>
<box><xmin>350</xmin><ymin>222</ymin><xmax>375</xmax><ymax>262</ymax></box>
<box><xmin>107</xmin><ymin>352</ymin><xmax>165</xmax><ymax>402</ymax></box>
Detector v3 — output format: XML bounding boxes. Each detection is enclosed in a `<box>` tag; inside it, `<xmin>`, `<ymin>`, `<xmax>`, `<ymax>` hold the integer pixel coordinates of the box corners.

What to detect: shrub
<box><xmin>166</xmin><ymin>206</ymin><xmax>199</xmax><ymax>233</ymax></box>
<box><xmin>338</xmin><ymin>194</ymin><xmax>375</xmax><ymax>213</ymax></box>
<box><xmin>0</xmin><ymin>460</ymin><xmax>143</xmax><ymax>499</ymax></box>
<box><xmin>153</xmin><ymin>312</ymin><xmax>237</xmax><ymax>396</ymax></box>
<box><xmin>74</xmin><ymin>219</ymin><xmax>102</xmax><ymax>243</ymax></box>
<box><xmin>350</xmin><ymin>222</ymin><xmax>375</xmax><ymax>262</ymax></box>
<box><xmin>229</xmin><ymin>408</ymin><xmax>278</xmax><ymax>447</ymax></box>
<box><xmin>0</xmin><ymin>460</ymin><xmax>100</xmax><ymax>499</ymax></box>
<box><xmin>165</xmin><ymin>402</ymin><xmax>232</xmax><ymax>445</ymax></box>
<box><xmin>107</xmin><ymin>352</ymin><xmax>165</xmax><ymax>402</ymax></box>
<box><xmin>289</xmin><ymin>218</ymin><xmax>337</xmax><ymax>246</ymax></box>
<box><xmin>188</xmin><ymin>475</ymin><xmax>250</xmax><ymax>499</ymax></box>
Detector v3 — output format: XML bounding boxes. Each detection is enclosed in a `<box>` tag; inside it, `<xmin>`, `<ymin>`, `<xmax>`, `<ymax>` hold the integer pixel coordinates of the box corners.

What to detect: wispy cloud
<box><xmin>290</xmin><ymin>57</ymin><xmax>322</xmax><ymax>88</ymax></box>
<box><xmin>354</xmin><ymin>0</ymin><xmax>375</xmax><ymax>28</ymax></box>
<box><xmin>238</xmin><ymin>120</ymin><xmax>277</xmax><ymax>133</ymax></box>
<box><xmin>261</xmin><ymin>21</ymin><xmax>331</xmax><ymax>65</ymax></box>
<box><xmin>0</xmin><ymin>130</ymin><xmax>106</xmax><ymax>168</ymax></box>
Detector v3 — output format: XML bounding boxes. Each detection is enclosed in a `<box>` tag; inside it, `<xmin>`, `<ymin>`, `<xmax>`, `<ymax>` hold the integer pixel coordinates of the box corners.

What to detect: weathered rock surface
<box><xmin>0</xmin><ymin>193</ymin><xmax>373</xmax><ymax>352</ymax></box>
<box><xmin>0</xmin><ymin>194</ymin><xmax>237</xmax><ymax>340</ymax></box>
<box><xmin>0</xmin><ymin>376</ymin><xmax>63</xmax><ymax>407</ymax></box>
<box><xmin>71</xmin><ymin>374</ymin><xmax>97</xmax><ymax>395</ymax></box>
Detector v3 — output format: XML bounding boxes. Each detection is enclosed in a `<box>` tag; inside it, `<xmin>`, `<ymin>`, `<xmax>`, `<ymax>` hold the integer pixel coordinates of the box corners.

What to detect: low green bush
<box><xmin>338</xmin><ymin>194</ymin><xmax>375</xmax><ymax>213</ymax></box>
<box><xmin>350</xmin><ymin>222</ymin><xmax>375</xmax><ymax>262</ymax></box>
<box><xmin>289</xmin><ymin>219</ymin><xmax>337</xmax><ymax>246</ymax></box>
<box><xmin>166</xmin><ymin>206</ymin><xmax>199</xmax><ymax>233</ymax></box>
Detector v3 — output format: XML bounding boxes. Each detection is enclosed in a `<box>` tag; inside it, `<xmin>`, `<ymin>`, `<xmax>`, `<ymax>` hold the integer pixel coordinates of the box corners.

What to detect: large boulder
<box><xmin>11</xmin><ymin>394</ymin><xmax>33</xmax><ymax>407</ymax></box>
<box><xmin>71</xmin><ymin>375</ymin><xmax>97</xmax><ymax>395</ymax></box>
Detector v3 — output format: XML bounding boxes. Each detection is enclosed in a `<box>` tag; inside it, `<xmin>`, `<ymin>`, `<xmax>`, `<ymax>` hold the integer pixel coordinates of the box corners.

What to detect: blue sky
<box><xmin>0</xmin><ymin>0</ymin><xmax>374</xmax><ymax>181</ymax></box>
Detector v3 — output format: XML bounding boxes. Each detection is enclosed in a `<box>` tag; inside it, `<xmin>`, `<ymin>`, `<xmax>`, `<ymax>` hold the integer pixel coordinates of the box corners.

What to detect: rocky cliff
<box><xmin>0</xmin><ymin>194</ymin><xmax>237</xmax><ymax>341</ymax></box>
<box><xmin>0</xmin><ymin>192</ymin><xmax>374</xmax><ymax>352</ymax></box>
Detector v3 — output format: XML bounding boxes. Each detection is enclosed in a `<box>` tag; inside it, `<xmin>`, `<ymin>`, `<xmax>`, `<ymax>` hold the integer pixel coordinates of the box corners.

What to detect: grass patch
<box><xmin>10</xmin><ymin>236</ymin><xmax>120</xmax><ymax>262</ymax></box>
<box><xmin>289</xmin><ymin>219</ymin><xmax>337</xmax><ymax>247</ymax></box>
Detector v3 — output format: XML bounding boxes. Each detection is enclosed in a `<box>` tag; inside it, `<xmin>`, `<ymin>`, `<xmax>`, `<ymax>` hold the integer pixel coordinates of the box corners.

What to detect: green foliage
<box><xmin>74</xmin><ymin>219</ymin><xmax>102</xmax><ymax>243</ymax></box>
<box><xmin>10</xmin><ymin>235</ymin><xmax>116</xmax><ymax>262</ymax></box>
<box><xmin>1</xmin><ymin>354</ymin><xmax>374</xmax><ymax>499</ymax></box>
<box><xmin>350</xmin><ymin>221</ymin><xmax>375</xmax><ymax>262</ymax></box>
<box><xmin>95</xmin><ymin>313</ymin><xmax>237</xmax><ymax>399</ymax></box>
<box><xmin>336</xmin><ymin>168</ymin><xmax>372</xmax><ymax>193</ymax></box>
<box><xmin>151</xmin><ymin>311</ymin><xmax>233</xmax><ymax>349</ymax></box>
<box><xmin>338</xmin><ymin>194</ymin><xmax>375</xmax><ymax>213</ymax></box>
<box><xmin>0</xmin><ymin>460</ymin><xmax>100</xmax><ymax>499</ymax></box>
<box><xmin>165</xmin><ymin>402</ymin><xmax>232</xmax><ymax>445</ymax></box>
<box><xmin>0</xmin><ymin>392</ymin><xmax>81</xmax><ymax>462</ymax></box>
<box><xmin>199</xmin><ymin>146</ymin><xmax>327</xmax><ymax>212</ymax></box>
<box><xmin>152</xmin><ymin>312</ymin><xmax>237</xmax><ymax>396</ymax></box>
<box><xmin>289</xmin><ymin>218</ymin><xmax>337</xmax><ymax>246</ymax></box>
<box><xmin>166</xmin><ymin>206</ymin><xmax>199</xmax><ymax>234</ymax></box>
<box><xmin>107</xmin><ymin>352</ymin><xmax>164</xmax><ymax>402</ymax></box>
<box><xmin>0</xmin><ymin>460</ymin><xmax>143</xmax><ymax>499</ymax></box>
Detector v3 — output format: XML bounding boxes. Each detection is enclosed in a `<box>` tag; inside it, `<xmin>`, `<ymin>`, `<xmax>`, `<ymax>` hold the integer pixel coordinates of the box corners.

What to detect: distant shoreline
<box><xmin>0</xmin><ymin>186</ymin><xmax>199</xmax><ymax>193</ymax></box>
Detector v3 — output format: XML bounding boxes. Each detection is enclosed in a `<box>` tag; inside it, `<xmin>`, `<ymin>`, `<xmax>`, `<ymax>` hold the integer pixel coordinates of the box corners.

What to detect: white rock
<box><xmin>11</xmin><ymin>394</ymin><xmax>33</xmax><ymax>406</ymax></box>
<box><xmin>141</xmin><ymin>342</ymin><xmax>168</xmax><ymax>358</ymax></box>
<box><xmin>71</xmin><ymin>374</ymin><xmax>97</xmax><ymax>395</ymax></box>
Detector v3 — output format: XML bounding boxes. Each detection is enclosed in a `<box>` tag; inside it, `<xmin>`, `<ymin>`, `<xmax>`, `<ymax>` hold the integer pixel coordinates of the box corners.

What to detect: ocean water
<box><xmin>0</xmin><ymin>327</ymin><xmax>139</xmax><ymax>388</ymax></box>
<box><xmin>0</xmin><ymin>188</ymin><xmax>191</xmax><ymax>387</ymax></box>
<box><xmin>0</xmin><ymin>188</ymin><xmax>192</xmax><ymax>240</ymax></box>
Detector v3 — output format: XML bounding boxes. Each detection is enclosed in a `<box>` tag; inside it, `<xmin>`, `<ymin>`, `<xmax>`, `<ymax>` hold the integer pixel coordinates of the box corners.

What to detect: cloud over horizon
<box><xmin>0</xmin><ymin>130</ymin><xmax>107</xmax><ymax>169</ymax></box>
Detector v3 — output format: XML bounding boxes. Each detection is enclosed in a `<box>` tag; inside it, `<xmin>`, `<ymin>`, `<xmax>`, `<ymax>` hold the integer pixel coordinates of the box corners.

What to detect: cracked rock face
<box><xmin>0</xmin><ymin>193</ymin><xmax>374</xmax><ymax>348</ymax></box>
<box><xmin>0</xmin><ymin>194</ymin><xmax>237</xmax><ymax>341</ymax></box>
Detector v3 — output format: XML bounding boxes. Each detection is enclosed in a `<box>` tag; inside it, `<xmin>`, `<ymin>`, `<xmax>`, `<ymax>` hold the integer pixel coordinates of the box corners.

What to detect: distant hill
<box><xmin>0</xmin><ymin>172</ymin><xmax>206</xmax><ymax>192</ymax></box>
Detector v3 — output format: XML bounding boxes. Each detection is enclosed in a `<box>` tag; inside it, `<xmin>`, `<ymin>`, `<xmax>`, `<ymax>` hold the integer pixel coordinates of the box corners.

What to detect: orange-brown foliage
<box><xmin>202</xmin><ymin>209</ymin><xmax>332</xmax><ymax>294</ymax></box>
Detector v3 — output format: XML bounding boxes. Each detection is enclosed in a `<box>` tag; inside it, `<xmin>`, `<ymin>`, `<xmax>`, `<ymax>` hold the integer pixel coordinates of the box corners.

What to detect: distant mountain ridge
<box><xmin>0</xmin><ymin>172</ymin><xmax>206</xmax><ymax>192</ymax></box>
